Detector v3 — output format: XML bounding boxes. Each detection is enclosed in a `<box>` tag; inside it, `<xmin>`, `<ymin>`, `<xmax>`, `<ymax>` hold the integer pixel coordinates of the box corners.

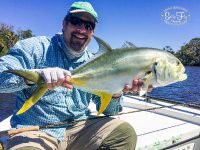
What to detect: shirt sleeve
<box><xmin>92</xmin><ymin>94</ymin><xmax>124</xmax><ymax>115</ymax></box>
<box><xmin>0</xmin><ymin>39</ymin><xmax>37</xmax><ymax>93</ymax></box>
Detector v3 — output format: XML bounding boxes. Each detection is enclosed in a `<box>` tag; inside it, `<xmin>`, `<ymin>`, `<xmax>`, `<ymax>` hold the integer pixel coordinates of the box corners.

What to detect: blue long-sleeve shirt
<box><xmin>0</xmin><ymin>34</ymin><xmax>123</xmax><ymax>140</ymax></box>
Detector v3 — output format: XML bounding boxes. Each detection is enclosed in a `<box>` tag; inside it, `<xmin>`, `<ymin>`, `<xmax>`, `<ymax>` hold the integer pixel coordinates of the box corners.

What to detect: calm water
<box><xmin>0</xmin><ymin>66</ymin><xmax>200</xmax><ymax>121</ymax></box>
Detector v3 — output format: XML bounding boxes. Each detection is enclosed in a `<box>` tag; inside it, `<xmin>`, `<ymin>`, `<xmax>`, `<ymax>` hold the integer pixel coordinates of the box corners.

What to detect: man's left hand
<box><xmin>112</xmin><ymin>79</ymin><xmax>153</xmax><ymax>98</ymax></box>
<box><xmin>123</xmin><ymin>79</ymin><xmax>153</xmax><ymax>94</ymax></box>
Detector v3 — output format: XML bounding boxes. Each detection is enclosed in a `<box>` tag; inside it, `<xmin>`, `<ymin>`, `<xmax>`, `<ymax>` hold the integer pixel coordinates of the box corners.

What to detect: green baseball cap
<box><xmin>68</xmin><ymin>1</ymin><xmax>98</xmax><ymax>22</ymax></box>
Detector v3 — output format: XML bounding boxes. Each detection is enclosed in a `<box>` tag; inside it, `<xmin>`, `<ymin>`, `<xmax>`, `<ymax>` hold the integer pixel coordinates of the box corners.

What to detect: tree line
<box><xmin>163</xmin><ymin>38</ymin><xmax>200</xmax><ymax>66</ymax></box>
<box><xmin>0</xmin><ymin>23</ymin><xmax>199</xmax><ymax>66</ymax></box>
<box><xmin>0</xmin><ymin>23</ymin><xmax>34</xmax><ymax>57</ymax></box>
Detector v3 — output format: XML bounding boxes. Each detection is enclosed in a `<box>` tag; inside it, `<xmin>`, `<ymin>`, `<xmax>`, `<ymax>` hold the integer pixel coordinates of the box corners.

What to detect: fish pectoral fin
<box><xmin>70</xmin><ymin>78</ymin><xmax>85</xmax><ymax>86</ymax></box>
<box><xmin>4</xmin><ymin>70</ymin><xmax>41</xmax><ymax>83</ymax></box>
<box><xmin>17</xmin><ymin>84</ymin><xmax>48</xmax><ymax>115</ymax></box>
<box><xmin>139</xmin><ymin>71</ymin><xmax>153</xmax><ymax>96</ymax></box>
<box><xmin>93</xmin><ymin>91</ymin><xmax>113</xmax><ymax>115</ymax></box>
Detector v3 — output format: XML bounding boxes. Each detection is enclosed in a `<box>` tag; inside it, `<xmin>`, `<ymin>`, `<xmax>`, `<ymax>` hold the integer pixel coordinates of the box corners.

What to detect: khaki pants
<box><xmin>6</xmin><ymin>117</ymin><xmax>137</xmax><ymax>150</ymax></box>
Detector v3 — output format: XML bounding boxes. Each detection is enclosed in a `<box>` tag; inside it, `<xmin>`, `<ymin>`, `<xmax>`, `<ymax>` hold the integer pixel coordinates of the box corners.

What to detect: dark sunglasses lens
<box><xmin>69</xmin><ymin>17</ymin><xmax>82</xmax><ymax>26</ymax></box>
<box><xmin>84</xmin><ymin>23</ymin><xmax>93</xmax><ymax>31</ymax></box>
<box><xmin>68</xmin><ymin>16</ymin><xmax>95</xmax><ymax>31</ymax></box>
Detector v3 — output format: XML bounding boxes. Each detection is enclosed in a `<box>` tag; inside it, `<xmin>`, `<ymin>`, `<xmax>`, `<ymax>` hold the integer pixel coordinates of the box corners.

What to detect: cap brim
<box><xmin>70</xmin><ymin>10</ymin><xmax>88</xmax><ymax>13</ymax></box>
<box><xmin>69</xmin><ymin>10</ymin><xmax>97</xmax><ymax>22</ymax></box>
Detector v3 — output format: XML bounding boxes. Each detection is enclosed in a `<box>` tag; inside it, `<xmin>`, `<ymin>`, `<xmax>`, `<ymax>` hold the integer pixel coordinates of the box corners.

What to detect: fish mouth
<box><xmin>178</xmin><ymin>73</ymin><xmax>187</xmax><ymax>81</ymax></box>
<box><xmin>177</xmin><ymin>64</ymin><xmax>187</xmax><ymax>81</ymax></box>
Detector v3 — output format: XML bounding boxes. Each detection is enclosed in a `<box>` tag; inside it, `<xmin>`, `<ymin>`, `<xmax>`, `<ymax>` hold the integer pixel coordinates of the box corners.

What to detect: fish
<box><xmin>4</xmin><ymin>36</ymin><xmax>187</xmax><ymax>115</ymax></box>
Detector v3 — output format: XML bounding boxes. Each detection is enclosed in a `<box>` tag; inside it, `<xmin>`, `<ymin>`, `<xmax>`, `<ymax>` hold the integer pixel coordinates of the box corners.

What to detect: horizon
<box><xmin>0</xmin><ymin>0</ymin><xmax>199</xmax><ymax>53</ymax></box>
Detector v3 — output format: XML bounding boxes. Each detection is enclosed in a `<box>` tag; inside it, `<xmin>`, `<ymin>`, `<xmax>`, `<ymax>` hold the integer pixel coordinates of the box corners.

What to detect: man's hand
<box><xmin>123</xmin><ymin>79</ymin><xmax>153</xmax><ymax>94</ymax></box>
<box><xmin>112</xmin><ymin>79</ymin><xmax>153</xmax><ymax>98</ymax></box>
<box><xmin>34</xmin><ymin>67</ymin><xmax>73</xmax><ymax>90</ymax></box>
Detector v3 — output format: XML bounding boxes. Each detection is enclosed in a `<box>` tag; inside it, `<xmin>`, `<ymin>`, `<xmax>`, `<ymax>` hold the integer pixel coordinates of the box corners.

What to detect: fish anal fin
<box><xmin>93</xmin><ymin>91</ymin><xmax>113</xmax><ymax>115</ymax></box>
<box><xmin>17</xmin><ymin>84</ymin><xmax>48</xmax><ymax>115</ymax></box>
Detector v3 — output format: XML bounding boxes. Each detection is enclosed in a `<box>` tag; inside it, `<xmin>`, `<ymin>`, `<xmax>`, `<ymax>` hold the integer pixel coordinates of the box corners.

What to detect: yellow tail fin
<box><xmin>17</xmin><ymin>84</ymin><xmax>48</xmax><ymax>115</ymax></box>
<box><xmin>4</xmin><ymin>70</ymin><xmax>41</xmax><ymax>83</ymax></box>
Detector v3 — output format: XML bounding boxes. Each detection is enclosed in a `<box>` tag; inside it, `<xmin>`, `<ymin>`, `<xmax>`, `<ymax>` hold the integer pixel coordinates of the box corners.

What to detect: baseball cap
<box><xmin>68</xmin><ymin>2</ymin><xmax>98</xmax><ymax>22</ymax></box>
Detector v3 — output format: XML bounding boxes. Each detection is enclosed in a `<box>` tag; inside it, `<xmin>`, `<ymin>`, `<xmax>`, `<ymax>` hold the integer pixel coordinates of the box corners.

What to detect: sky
<box><xmin>0</xmin><ymin>0</ymin><xmax>199</xmax><ymax>53</ymax></box>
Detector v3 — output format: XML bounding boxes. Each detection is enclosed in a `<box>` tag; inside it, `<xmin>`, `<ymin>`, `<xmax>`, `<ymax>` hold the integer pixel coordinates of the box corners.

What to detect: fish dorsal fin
<box><xmin>122</xmin><ymin>41</ymin><xmax>137</xmax><ymax>48</ymax></box>
<box><xmin>93</xmin><ymin>35</ymin><xmax>112</xmax><ymax>53</ymax></box>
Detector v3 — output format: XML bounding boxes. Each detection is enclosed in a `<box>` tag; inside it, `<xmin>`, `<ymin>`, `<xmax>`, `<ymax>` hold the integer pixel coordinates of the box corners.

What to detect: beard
<box><xmin>69</xmin><ymin>32</ymin><xmax>89</xmax><ymax>52</ymax></box>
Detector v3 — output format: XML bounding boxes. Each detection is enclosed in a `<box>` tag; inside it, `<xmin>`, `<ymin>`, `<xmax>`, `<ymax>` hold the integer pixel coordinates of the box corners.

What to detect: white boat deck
<box><xmin>1</xmin><ymin>95</ymin><xmax>200</xmax><ymax>149</ymax></box>
<box><xmin>90</xmin><ymin>95</ymin><xmax>200</xmax><ymax>149</ymax></box>
<box><xmin>119</xmin><ymin>109</ymin><xmax>199</xmax><ymax>149</ymax></box>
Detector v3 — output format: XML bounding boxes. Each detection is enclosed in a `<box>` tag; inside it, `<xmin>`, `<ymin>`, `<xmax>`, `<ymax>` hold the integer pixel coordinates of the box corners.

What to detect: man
<box><xmin>0</xmin><ymin>2</ymin><xmax>145</xmax><ymax>150</ymax></box>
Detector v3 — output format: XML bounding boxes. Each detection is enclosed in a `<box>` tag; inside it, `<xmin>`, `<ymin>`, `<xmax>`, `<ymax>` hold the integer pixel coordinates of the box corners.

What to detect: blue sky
<box><xmin>0</xmin><ymin>0</ymin><xmax>199</xmax><ymax>52</ymax></box>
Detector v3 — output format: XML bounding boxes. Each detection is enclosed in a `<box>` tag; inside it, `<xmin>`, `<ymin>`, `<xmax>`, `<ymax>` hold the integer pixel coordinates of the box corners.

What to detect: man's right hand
<box><xmin>34</xmin><ymin>67</ymin><xmax>73</xmax><ymax>90</ymax></box>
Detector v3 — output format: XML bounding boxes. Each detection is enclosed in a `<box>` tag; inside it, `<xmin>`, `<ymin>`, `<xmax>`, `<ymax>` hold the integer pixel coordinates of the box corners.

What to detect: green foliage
<box><xmin>163</xmin><ymin>45</ymin><xmax>175</xmax><ymax>55</ymax></box>
<box><xmin>0</xmin><ymin>23</ymin><xmax>34</xmax><ymax>57</ymax></box>
<box><xmin>176</xmin><ymin>38</ymin><xmax>200</xmax><ymax>66</ymax></box>
<box><xmin>17</xmin><ymin>29</ymin><xmax>34</xmax><ymax>40</ymax></box>
<box><xmin>0</xmin><ymin>38</ymin><xmax>8</xmax><ymax>57</ymax></box>
<box><xmin>162</xmin><ymin>38</ymin><xmax>200</xmax><ymax>66</ymax></box>
<box><xmin>0</xmin><ymin>23</ymin><xmax>17</xmax><ymax>57</ymax></box>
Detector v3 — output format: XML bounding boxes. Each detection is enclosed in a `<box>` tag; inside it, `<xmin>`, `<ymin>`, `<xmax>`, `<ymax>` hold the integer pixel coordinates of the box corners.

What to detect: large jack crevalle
<box><xmin>4</xmin><ymin>36</ymin><xmax>187</xmax><ymax>115</ymax></box>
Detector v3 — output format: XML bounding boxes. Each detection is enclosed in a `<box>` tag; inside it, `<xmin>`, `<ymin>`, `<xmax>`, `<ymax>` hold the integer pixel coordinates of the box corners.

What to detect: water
<box><xmin>0</xmin><ymin>66</ymin><xmax>200</xmax><ymax>121</ymax></box>
<box><xmin>0</xmin><ymin>93</ymin><xmax>15</xmax><ymax>121</ymax></box>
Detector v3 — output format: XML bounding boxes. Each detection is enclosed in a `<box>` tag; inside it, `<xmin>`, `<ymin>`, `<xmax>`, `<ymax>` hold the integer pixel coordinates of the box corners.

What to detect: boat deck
<box><xmin>1</xmin><ymin>95</ymin><xmax>200</xmax><ymax>149</ymax></box>
<box><xmin>90</xmin><ymin>95</ymin><xmax>200</xmax><ymax>149</ymax></box>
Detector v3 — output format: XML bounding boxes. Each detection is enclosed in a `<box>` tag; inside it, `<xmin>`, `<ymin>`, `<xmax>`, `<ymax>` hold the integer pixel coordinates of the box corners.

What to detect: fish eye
<box><xmin>176</xmin><ymin>61</ymin><xmax>180</xmax><ymax>66</ymax></box>
<box><xmin>146</xmin><ymin>71</ymin><xmax>152</xmax><ymax>75</ymax></box>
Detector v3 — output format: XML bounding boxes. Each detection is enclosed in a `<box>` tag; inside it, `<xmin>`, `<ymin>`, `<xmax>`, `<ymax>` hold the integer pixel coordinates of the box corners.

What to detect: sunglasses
<box><xmin>67</xmin><ymin>16</ymin><xmax>95</xmax><ymax>31</ymax></box>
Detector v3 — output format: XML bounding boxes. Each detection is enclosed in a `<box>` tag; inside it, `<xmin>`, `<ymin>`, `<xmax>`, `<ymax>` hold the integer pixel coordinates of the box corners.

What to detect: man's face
<box><xmin>63</xmin><ymin>12</ymin><xmax>95</xmax><ymax>52</ymax></box>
